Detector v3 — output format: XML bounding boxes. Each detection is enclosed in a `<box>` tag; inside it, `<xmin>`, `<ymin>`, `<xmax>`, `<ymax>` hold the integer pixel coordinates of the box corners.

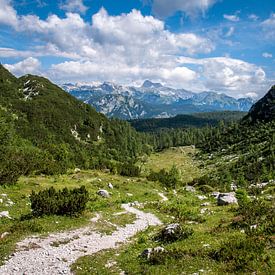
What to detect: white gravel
<box><xmin>0</xmin><ymin>203</ymin><xmax>161</xmax><ymax>275</ymax></box>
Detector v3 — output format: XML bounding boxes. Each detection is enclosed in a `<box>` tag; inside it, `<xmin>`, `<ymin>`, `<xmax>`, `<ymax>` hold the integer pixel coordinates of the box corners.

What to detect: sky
<box><xmin>0</xmin><ymin>0</ymin><xmax>274</xmax><ymax>98</ymax></box>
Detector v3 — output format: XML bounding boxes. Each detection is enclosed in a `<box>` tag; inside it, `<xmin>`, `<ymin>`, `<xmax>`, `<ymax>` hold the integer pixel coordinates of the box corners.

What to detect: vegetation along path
<box><xmin>0</xmin><ymin>203</ymin><xmax>162</xmax><ymax>275</ymax></box>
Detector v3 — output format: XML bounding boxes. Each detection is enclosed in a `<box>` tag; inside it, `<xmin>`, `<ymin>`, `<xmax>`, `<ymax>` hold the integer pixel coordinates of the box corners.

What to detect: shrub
<box><xmin>117</xmin><ymin>162</ymin><xmax>141</xmax><ymax>177</ymax></box>
<box><xmin>147</xmin><ymin>165</ymin><xmax>180</xmax><ymax>188</ymax></box>
<box><xmin>210</xmin><ymin>236</ymin><xmax>270</xmax><ymax>272</ymax></box>
<box><xmin>30</xmin><ymin>186</ymin><xmax>89</xmax><ymax>217</ymax></box>
<box><xmin>235</xmin><ymin>189</ymin><xmax>250</xmax><ymax>206</ymax></box>
<box><xmin>155</xmin><ymin>224</ymin><xmax>194</xmax><ymax>243</ymax></box>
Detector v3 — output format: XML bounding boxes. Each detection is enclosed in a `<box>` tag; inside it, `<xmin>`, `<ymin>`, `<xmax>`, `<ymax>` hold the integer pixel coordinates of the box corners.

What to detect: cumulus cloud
<box><xmin>223</xmin><ymin>14</ymin><xmax>239</xmax><ymax>22</ymax></box>
<box><xmin>262</xmin><ymin>52</ymin><xmax>273</xmax><ymax>58</ymax></box>
<box><xmin>151</xmin><ymin>0</ymin><xmax>217</xmax><ymax>18</ymax></box>
<box><xmin>0</xmin><ymin>5</ymin><xmax>214</xmax><ymax>87</ymax></box>
<box><xmin>60</xmin><ymin>0</ymin><xmax>88</xmax><ymax>14</ymax></box>
<box><xmin>4</xmin><ymin>57</ymin><xmax>41</xmax><ymax>76</ymax></box>
<box><xmin>0</xmin><ymin>0</ymin><xmax>18</xmax><ymax>28</ymax></box>
<box><xmin>178</xmin><ymin>56</ymin><xmax>268</xmax><ymax>98</ymax></box>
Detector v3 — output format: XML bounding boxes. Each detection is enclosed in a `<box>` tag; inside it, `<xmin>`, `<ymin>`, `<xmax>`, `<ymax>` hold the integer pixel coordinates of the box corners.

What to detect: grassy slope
<box><xmin>0</xmin><ymin>147</ymin><xmax>274</xmax><ymax>274</ymax></box>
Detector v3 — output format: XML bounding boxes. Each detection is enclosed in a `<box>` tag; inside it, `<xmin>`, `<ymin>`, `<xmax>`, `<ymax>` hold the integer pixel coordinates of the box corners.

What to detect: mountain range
<box><xmin>62</xmin><ymin>80</ymin><xmax>254</xmax><ymax>120</ymax></box>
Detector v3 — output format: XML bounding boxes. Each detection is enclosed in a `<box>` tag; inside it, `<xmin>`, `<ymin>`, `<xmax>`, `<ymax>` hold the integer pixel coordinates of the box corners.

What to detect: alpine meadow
<box><xmin>0</xmin><ymin>0</ymin><xmax>274</xmax><ymax>274</ymax></box>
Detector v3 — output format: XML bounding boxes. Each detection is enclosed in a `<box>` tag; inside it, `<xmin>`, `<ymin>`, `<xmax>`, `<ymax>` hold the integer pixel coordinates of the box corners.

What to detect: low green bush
<box><xmin>210</xmin><ymin>236</ymin><xmax>270</xmax><ymax>272</ymax></box>
<box><xmin>30</xmin><ymin>186</ymin><xmax>89</xmax><ymax>217</ymax></box>
<box><xmin>147</xmin><ymin>165</ymin><xmax>180</xmax><ymax>188</ymax></box>
<box><xmin>155</xmin><ymin>224</ymin><xmax>194</xmax><ymax>243</ymax></box>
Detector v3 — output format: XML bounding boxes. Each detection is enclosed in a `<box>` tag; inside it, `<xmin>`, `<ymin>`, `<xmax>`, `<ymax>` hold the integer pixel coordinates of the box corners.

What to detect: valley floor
<box><xmin>0</xmin><ymin>147</ymin><xmax>274</xmax><ymax>274</ymax></box>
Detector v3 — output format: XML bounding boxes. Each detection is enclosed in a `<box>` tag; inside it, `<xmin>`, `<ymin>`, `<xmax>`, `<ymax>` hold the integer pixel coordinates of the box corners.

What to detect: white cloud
<box><xmin>223</xmin><ymin>14</ymin><xmax>239</xmax><ymax>22</ymax></box>
<box><xmin>225</xmin><ymin>26</ymin><xmax>234</xmax><ymax>37</ymax></box>
<box><xmin>60</xmin><ymin>0</ymin><xmax>88</xmax><ymax>14</ymax></box>
<box><xmin>4</xmin><ymin>57</ymin><xmax>41</xmax><ymax>76</ymax></box>
<box><xmin>248</xmin><ymin>14</ymin><xmax>258</xmax><ymax>21</ymax></box>
<box><xmin>151</xmin><ymin>0</ymin><xmax>217</xmax><ymax>18</ymax></box>
<box><xmin>178</xmin><ymin>56</ymin><xmax>268</xmax><ymax>97</ymax></box>
<box><xmin>262</xmin><ymin>52</ymin><xmax>273</xmax><ymax>58</ymax></box>
<box><xmin>261</xmin><ymin>13</ymin><xmax>275</xmax><ymax>39</ymax></box>
<box><xmin>0</xmin><ymin>0</ymin><xmax>18</xmax><ymax>28</ymax></box>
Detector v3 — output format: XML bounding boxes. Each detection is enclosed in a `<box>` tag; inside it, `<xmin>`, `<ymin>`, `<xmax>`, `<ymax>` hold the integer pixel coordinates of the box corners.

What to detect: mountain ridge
<box><xmin>62</xmin><ymin>80</ymin><xmax>254</xmax><ymax>120</ymax></box>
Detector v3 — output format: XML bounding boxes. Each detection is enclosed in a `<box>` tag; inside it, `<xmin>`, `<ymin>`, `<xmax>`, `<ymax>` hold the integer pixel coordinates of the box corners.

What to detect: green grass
<box><xmin>144</xmin><ymin>146</ymin><xmax>203</xmax><ymax>184</ymax></box>
<box><xmin>1</xmin><ymin>146</ymin><xmax>274</xmax><ymax>274</ymax></box>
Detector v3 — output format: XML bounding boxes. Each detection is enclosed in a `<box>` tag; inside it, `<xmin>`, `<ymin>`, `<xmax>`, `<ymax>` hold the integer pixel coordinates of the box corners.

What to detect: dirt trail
<box><xmin>0</xmin><ymin>203</ymin><xmax>162</xmax><ymax>275</ymax></box>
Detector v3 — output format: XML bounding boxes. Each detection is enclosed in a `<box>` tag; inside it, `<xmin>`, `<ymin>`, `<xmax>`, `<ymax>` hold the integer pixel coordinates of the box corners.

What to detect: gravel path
<box><xmin>0</xmin><ymin>203</ymin><xmax>162</xmax><ymax>275</ymax></box>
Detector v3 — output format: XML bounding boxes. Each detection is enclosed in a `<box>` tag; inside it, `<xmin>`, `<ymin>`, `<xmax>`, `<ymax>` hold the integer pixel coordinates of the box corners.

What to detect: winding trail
<box><xmin>0</xmin><ymin>203</ymin><xmax>162</xmax><ymax>275</ymax></box>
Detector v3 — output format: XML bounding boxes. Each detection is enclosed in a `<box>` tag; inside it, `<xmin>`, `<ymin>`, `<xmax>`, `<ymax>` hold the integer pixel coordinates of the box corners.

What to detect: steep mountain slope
<box><xmin>243</xmin><ymin>85</ymin><xmax>275</xmax><ymax>123</ymax></box>
<box><xmin>62</xmin><ymin>80</ymin><xmax>254</xmax><ymax>119</ymax></box>
<box><xmin>0</xmin><ymin>65</ymin><xmax>149</xmax><ymax>184</ymax></box>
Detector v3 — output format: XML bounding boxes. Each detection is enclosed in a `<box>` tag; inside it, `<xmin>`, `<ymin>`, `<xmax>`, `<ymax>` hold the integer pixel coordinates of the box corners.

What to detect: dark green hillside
<box><xmin>243</xmin><ymin>85</ymin><xmax>275</xmax><ymax>123</ymax></box>
<box><xmin>0</xmin><ymin>65</ymin><xmax>150</xmax><ymax>184</ymax></box>
<box><xmin>130</xmin><ymin>111</ymin><xmax>245</xmax><ymax>132</ymax></box>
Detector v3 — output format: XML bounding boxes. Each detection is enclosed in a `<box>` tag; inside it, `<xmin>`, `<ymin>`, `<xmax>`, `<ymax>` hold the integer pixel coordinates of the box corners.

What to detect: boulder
<box><xmin>161</xmin><ymin>223</ymin><xmax>180</xmax><ymax>239</ymax></box>
<box><xmin>141</xmin><ymin>246</ymin><xmax>165</xmax><ymax>259</ymax></box>
<box><xmin>217</xmin><ymin>192</ymin><xmax>238</xmax><ymax>206</ymax></box>
<box><xmin>211</xmin><ymin>191</ymin><xmax>220</xmax><ymax>198</ymax></box>
<box><xmin>97</xmin><ymin>189</ymin><xmax>110</xmax><ymax>198</ymax></box>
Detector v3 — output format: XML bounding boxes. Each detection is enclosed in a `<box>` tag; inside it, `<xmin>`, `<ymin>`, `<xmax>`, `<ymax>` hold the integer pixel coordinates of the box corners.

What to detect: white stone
<box><xmin>97</xmin><ymin>190</ymin><xmax>110</xmax><ymax>198</ymax></box>
<box><xmin>0</xmin><ymin>211</ymin><xmax>12</xmax><ymax>219</ymax></box>
<box><xmin>217</xmin><ymin>192</ymin><xmax>238</xmax><ymax>206</ymax></box>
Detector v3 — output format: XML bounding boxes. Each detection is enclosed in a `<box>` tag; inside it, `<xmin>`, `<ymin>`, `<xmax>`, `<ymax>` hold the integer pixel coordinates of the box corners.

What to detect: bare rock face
<box><xmin>97</xmin><ymin>189</ymin><xmax>110</xmax><ymax>198</ymax></box>
<box><xmin>217</xmin><ymin>192</ymin><xmax>238</xmax><ymax>206</ymax></box>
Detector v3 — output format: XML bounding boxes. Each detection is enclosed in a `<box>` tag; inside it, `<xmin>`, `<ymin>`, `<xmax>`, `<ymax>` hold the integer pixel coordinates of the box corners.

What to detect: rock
<box><xmin>74</xmin><ymin>168</ymin><xmax>81</xmax><ymax>173</ymax></box>
<box><xmin>217</xmin><ymin>192</ymin><xmax>238</xmax><ymax>206</ymax></box>
<box><xmin>250</xmin><ymin>224</ymin><xmax>258</xmax><ymax>229</ymax></box>
<box><xmin>1</xmin><ymin>194</ymin><xmax>7</xmax><ymax>197</ymax></box>
<box><xmin>0</xmin><ymin>211</ymin><xmax>12</xmax><ymax>219</ymax></box>
<box><xmin>200</xmin><ymin>208</ymin><xmax>208</xmax><ymax>214</ymax></box>
<box><xmin>230</xmin><ymin>183</ymin><xmax>238</xmax><ymax>191</ymax></box>
<box><xmin>201</xmin><ymin>202</ymin><xmax>210</xmax><ymax>207</ymax></box>
<box><xmin>141</xmin><ymin>246</ymin><xmax>165</xmax><ymax>259</ymax></box>
<box><xmin>211</xmin><ymin>191</ymin><xmax>220</xmax><ymax>198</ymax></box>
<box><xmin>126</xmin><ymin>193</ymin><xmax>133</xmax><ymax>197</ymax></box>
<box><xmin>97</xmin><ymin>189</ymin><xmax>110</xmax><ymax>198</ymax></box>
<box><xmin>0</xmin><ymin>232</ymin><xmax>9</xmax><ymax>239</ymax></box>
<box><xmin>129</xmin><ymin>201</ymin><xmax>141</xmax><ymax>207</ymax></box>
<box><xmin>161</xmin><ymin>223</ymin><xmax>180</xmax><ymax>238</ymax></box>
<box><xmin>141</xmin><ymin>248</ymin><xmax>152</xmax><ymax>259</ymax></box>
<box><xmin>108</xmin><ymin>183</ymin><xmax>114</xmax><ymax>189</ymax></box>
<box><xmin>0</xmin><ymin>199</ymin><xmax>3</xmax><ymax>203</ymax></box>
<box><xmin>185</xmin><ymin>185</ymin><xmax>196</xmax><ymax>192</ymax></box>
<box><xmin>197</xmin><ymin>195</ymin><xmax>207</xmax><ymax>200</ymax></box>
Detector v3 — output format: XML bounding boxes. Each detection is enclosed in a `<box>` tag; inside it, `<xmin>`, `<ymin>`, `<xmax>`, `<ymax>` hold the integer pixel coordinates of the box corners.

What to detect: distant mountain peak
<box><xmin>142</xmin><ymin>80</ymin><xmax>163</xmax><ymax>89</ymax></box>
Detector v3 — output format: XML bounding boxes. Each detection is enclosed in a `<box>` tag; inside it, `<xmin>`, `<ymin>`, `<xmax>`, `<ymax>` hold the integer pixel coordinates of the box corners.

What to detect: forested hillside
<box><xmin>130</xmin><ymin>111</ymin><xmax>245</xmax><ymax>132</ymax></box>
<box><xmin>0</xmin><ymin>65</ymin><xmax>150</xmax><ymax>185</ymax></box>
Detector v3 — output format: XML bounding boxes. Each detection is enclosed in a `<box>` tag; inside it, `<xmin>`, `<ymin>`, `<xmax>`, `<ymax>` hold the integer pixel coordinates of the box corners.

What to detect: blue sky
<box><xmin>0</xmin><ymin>0</ymin><xmax>274</xmax><ymax>98</ymax></box>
